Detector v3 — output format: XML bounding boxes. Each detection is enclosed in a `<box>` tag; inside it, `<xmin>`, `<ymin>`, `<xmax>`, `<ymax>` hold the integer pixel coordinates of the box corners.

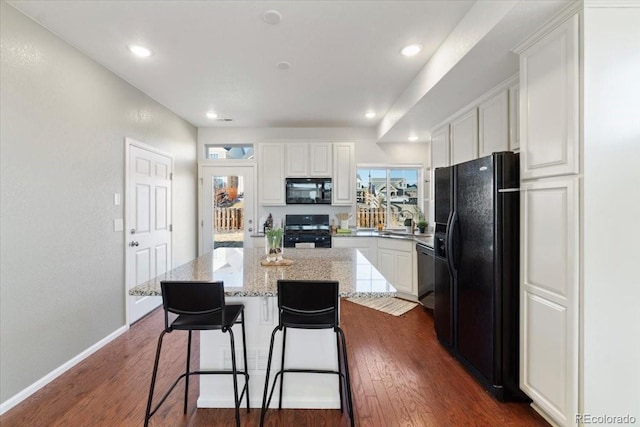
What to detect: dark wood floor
<box><xmin>1</xmin><ymin>300</ymin><xmax>548</xmax><ymax>427</ymax></box>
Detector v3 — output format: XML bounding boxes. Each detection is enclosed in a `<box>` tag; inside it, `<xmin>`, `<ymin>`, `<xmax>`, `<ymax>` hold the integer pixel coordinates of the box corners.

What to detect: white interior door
<box><xmin>126</xmin><ymin>140</ymin><xmax>173</xmax><ymax>324</ymax></box>
<box><xmin>200</xmin><ymin>165</ymin><xmax>255</xmax><ymax>255</ymax></box>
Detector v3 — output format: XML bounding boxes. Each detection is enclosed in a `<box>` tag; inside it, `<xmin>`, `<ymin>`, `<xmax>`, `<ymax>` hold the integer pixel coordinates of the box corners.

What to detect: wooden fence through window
<box><xmin>214</xmin><ymin>207</ymin><xmax>243</xmax><ymax>231</ymax></box>
<box><xmin>357</xmin><ymin>208</ymin><xmax>386</xmax><ymax>228</ymax></box>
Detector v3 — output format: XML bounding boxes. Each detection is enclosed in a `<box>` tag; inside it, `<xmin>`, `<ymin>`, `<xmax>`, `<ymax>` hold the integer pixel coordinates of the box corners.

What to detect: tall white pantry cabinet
<box><xmin>516</xmin><ymin>4</ymin><xmax>640</xmax><ymax>426</ymax></box>
<box><xmin>517</xmin><ymin>12</ymin><xmax>581</xmax><ymax>427</ymax></box>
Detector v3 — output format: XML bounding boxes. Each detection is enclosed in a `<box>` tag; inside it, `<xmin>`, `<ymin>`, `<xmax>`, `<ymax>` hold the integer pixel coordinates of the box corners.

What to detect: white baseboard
<box><xmin>0</xmin><ymin>325</ymin><xmax>129</xmax><ymax>416</ymax></box>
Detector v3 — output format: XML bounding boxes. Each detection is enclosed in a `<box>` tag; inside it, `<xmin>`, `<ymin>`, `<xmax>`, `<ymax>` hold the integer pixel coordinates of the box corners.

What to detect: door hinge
<box><xmin>200</xmin><ymin>177</ymin><xmax>203</xmax><ymax>185</ymax></box>
<box><xmin>201</xmin><ymin>220</ymin><xmax>204</xmax><ymax>227</ymax></box>
<box><xmin>169</xmin><ymin>224</ymin><xmax>173</xmax><ymax>232</ymax></box>
<box><xmin>169</xmin><ymin>172</ymin><xmax>173</xmax><ymax>180</ymax></box>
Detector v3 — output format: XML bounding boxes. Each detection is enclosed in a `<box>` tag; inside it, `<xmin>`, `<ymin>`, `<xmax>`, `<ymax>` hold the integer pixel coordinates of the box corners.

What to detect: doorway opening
<box><xmin>212</xmin><ymin>174</ymin><xmax>244</xmax><ymax>249</ymax></box>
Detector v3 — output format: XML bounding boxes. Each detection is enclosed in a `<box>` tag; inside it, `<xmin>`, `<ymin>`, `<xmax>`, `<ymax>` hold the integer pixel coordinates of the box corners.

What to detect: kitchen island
<box><xmin>130</xmin><ymin>247</ymin><xmax>396</xmax><ymax>409</ymax></box>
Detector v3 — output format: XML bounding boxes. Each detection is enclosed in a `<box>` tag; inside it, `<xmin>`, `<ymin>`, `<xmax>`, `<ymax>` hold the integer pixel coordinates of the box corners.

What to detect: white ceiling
<box><xmin>9</xmin><ymin>0</ymin><xmax>571</xmax><ymax>142</ymax></box>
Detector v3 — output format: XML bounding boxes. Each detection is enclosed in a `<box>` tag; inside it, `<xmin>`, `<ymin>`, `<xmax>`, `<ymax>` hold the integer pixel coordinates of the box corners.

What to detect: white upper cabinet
<box><xmin>430</xmin><ymin>125</ymin><xmax>450</xmax><ymax>170</ymax></box>
<box><xmin>450</xmin><ymin>108</ymin><xmax>479</xmax><ymax>165</ymax></box>
<box><xmin>519</xmin><ymin>14</ymin><xmax>580</xmax><ymax>179</ymax></box>
<box><xmin>430</xmin><ymin>125</ymin><xmax>450</xmax><ymax>202</ymax></box>
<box><xmin>285</xmin><ymin>143</ymin><xmax>308</xmax><ymax>177</ymax></box>
<box><xmin>478</xmin><ymin>91</ymin><xmax>509</xmax><ymax>157</ymax></box>
<box><xmin>332</xmin><ymin>142</ymin><xmax>355</xmax><ymax>205</ymax></box>
<box><xmin>258</xmin><ymin>143</ymin><xmax>286</xmax><ymax>206</ymax></box>
<box><xmin>309</xmin><ymin>143</ymin><xmax>333</xmax><ymax>176</ymax></box>
<box><xmin>285</xmin><ymin>143</ymin><xmax>332</xmax><ymax>177</ymax></box>
<box><xmin>508</xmin><ymin>82</ymin><xmax>520</xmax><ymax>152</ymax></box>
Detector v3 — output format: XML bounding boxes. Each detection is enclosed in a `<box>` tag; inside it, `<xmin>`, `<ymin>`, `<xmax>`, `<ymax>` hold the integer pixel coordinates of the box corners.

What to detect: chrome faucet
<box><xmin>399</xmin><ymin>210</ymin><xmax>415</xmax><ymax>233</ymax></box>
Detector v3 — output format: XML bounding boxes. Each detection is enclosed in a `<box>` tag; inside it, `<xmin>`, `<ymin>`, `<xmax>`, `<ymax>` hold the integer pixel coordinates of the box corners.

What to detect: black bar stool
<box><xmin>144</xmin><ymin>280</ymin><xmax>249</xmax><ymax>427</ymax></box>
<box><xmin>260</xmin><ymin>280</ymin><xmax>354</xmax><ymax>426</ymax></box>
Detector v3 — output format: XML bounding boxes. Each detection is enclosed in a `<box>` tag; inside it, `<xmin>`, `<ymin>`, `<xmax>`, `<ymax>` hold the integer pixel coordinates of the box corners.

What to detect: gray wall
<box><xmin>0</xmin><ymin>2</ymin><xmax>198</xmax><ymax>403</ymax></box>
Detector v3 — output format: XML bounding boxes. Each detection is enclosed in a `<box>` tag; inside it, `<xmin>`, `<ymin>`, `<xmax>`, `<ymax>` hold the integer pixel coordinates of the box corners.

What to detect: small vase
<box><xmin>265</xmin><ymin>230</ymin><xmax>284</xmax><ymax>263</ymax></box>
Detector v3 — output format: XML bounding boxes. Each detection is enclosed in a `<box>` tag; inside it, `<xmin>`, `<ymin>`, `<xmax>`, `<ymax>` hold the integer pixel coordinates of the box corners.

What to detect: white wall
<box><xmin>198</xmin><ymin>127</ymin><xmax>431</xmax><ymax>227</ymax></box>
<box><xmin>198</xmin><ymin>126</ymin><xmax>430</xmax><ymax>165</ymax></box>
<box><xmin>0</xmin><ymin>2</ymin><xmax>197</xmax><ymax>406</ymax></box>
<box><xmin>583</xmin><ymin>2</ymin><xmax>640</xmax><ymax>420</ymax></box>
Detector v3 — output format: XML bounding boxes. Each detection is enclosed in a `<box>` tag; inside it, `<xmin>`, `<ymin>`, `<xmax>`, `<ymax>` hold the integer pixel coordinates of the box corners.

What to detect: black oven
<box><xmin>285</xmin><ymin>178</ymin><xmax>332</xmax><ymax>204</ymax></box>
<box><xmin>284</xmin><ymin>214</ymin><xmax>332</xmax><ymax>248</ymax></box>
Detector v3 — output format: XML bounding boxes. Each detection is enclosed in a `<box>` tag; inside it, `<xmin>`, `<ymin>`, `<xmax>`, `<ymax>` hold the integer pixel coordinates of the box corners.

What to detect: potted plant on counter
<box><xmin>265</xmin><ymin>227</ymin><xmax>284</xmax><ymax>263</ymax></box>
<box><xmin>416</xmin><ymin>212</ymin><xmax>428</xmax><ymax>234</ymax></box>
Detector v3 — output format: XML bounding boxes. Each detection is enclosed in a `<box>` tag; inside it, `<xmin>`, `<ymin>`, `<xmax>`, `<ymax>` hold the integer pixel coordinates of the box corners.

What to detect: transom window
<box><xmin>356</xmin><ymin>167</ymin><xmax>422</xmax><ymax>229</ymax></box>
<box><xmin>204</xmin><ymin>144</ymin><xmax>254</xmax><ymax>160</ymax></box>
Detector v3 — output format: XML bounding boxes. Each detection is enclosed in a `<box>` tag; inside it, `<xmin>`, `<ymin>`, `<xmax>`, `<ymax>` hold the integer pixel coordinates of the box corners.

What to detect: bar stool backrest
<box><xmin>277</xmin><ymin>280</ymin><xmax>339</xmax><ymax>327</ymax></box>
<box><xmin>160</xmin><ymin>281</ymin><xmax>225</xmax><ymax>329</ymax></box>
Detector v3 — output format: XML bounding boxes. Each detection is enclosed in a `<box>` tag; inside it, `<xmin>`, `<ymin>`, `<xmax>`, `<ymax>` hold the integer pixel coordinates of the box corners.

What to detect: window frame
<box><xmin>204</xmin><ymin>144</ymin><xmax>255</xmax><ymax>161</ymax></box>
<box><xmin>355</xmin><ymin>164</ymin><xmax>424</xmax><ymax>229</ymax></box>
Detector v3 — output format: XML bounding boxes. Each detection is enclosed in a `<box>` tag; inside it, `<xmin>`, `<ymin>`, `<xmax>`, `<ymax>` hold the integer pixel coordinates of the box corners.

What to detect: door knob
<box><xmin>130</xmin><ymin>241</ymin><xmax>139</xmax><ymax>247</ymax></box>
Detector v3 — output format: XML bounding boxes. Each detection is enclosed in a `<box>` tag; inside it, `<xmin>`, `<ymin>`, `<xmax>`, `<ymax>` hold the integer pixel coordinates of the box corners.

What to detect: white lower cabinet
<box><xmin>332</xmin><ymin>237</ymin><xmax>376</xmax><ymax>267</ymax></box>
<box><xmin>376</xmin><ymin>238</ymin><xmax>416</xmax><ymax>297</ymax></box>
<box><xmin>333</xmin><ymin>236</ymin><xmax>418</xmax><ymax>298</ymax></box>
<box><xmin>520</xmin><ymin>177</ymin><xmax>579</xmax><ymax>426</ymax></box>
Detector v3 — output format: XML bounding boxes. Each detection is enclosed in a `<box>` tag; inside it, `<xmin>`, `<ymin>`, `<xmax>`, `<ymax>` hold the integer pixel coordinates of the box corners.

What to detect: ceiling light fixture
<box><xmin>400</xmin><ymin>44</ymin><xmax>422</xmax><ymax>57</ymax></box>
<box><xmin>408</xmin><ymin>135</ymin><xmax>419</xmax><ymax>142</ymax></box>
<box><xmin>262</xmin><ymin>10</ymin><xmax>282</xmax><ymax>25</ymax></box>
<box><xmin>206</xmin><ymin>111</ymin><xmax>218</xmax><ymax>119</ymax></box>
<box><xmin>364</xmin><ymin>111</ymin><xmax>376</xmax><ymax>119</ymax></box>
<box><xmin>127</xmin><ymin>44</ymin><xmax>153</xmax><ymax>58</ymax></box>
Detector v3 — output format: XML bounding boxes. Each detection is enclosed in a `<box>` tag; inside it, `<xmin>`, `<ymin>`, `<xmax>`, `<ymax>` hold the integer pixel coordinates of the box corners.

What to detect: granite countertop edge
<box><xmin>129</xmin><ymin>288</ymin><xmax>398</xmax><ymax>298</ymax></box>
<box><xmin>332</xmin><ymin>230</ymin><xmax>434</xmax><ymax>247</ymax></box>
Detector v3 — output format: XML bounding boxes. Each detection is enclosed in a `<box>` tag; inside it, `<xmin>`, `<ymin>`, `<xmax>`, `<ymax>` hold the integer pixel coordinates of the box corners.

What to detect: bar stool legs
<box><xmin>337</xmin><ymin>326</ymin><xmax>355</xmax><ymax>425</ymax></box>
<box><xmin>144</xmin><ymin>320</ymin><xmax>249</xmax><ymax>427</ymax></box>
<box><xmin>259</xmin><ymin>326</ymin><xmax>355</xmax><ymax>427</ymax></box>
<box><xmin>260</xmin><ymin>326</ymin><xmax>281</xmax><ymax>426</ymax></box>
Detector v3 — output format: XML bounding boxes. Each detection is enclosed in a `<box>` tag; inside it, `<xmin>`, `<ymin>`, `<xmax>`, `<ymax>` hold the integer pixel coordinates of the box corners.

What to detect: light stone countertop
<box><xmin>129</xmin><ymin>247</ymin><xmax>397</xmax><ymax>298</ymax></box>
<box><xmin>332</xmin><ymin>229</ymin><xmax>434</xmax><ymax>248</ymax></box>
<box><xmin>252</xmin><ymin>230</ymin><xmax>434</xmax><ymax>248</ymax></box>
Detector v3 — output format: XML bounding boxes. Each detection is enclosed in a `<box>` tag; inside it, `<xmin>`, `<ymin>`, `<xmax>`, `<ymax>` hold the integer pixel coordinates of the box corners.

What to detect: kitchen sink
<box><xmin>376</xmin><ymin>230</ymin><xmax>415</xmax><ymax>238</ymax></box>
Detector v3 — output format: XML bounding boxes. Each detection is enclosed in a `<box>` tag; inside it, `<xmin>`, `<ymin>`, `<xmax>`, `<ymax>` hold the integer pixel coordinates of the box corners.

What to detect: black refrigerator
<box><xmin>433</xmin><ymin>152</ymin><xmax>525</xmax><ymax>401</ymax></box>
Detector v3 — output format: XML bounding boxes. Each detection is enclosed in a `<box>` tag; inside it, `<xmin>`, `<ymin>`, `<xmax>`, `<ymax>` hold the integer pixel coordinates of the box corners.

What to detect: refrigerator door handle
<box><xmin>446</xmin><ymin>210</ymin><xmax>457</xmax><ymax>277</ymax></box>
<box><xmin>498</xmin><ymin>187</ymin><xmax>523</xmax><ymax>193</ymax></box>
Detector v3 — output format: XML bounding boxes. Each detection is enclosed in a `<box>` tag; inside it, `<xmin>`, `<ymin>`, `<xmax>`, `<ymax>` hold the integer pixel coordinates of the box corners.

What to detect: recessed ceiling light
<box><xmin>408</xmin><ymin>135</ymin><xmax>419</xmax><ymax>142</ymax></box>
<box><xmin>206</xmin><ymin>111</ymin><xmax>218</xmax><ymax>119</ymax></box>
<box><xmin>127</xmin><ymin>44</ymin><xmax>153</xmax><ymax>58</ymax></box>
<box><xmin>364</xmin><ymin>111</ymin><xmax>376</xmax><ymax>119</ymax></box>
<box><xmin>263</xmin><ymin>10</ymin><xmax>282</xmax><ymax>25</ymax></box>
<box><xmin>277</xmin><ymin>61</ymin><xmax>291</xmax><ymax>70</ymax></box>
<box><xmin>400</xmin><ymin>44</ymin><xmax>422</xmax><ymax>57</ymax></box>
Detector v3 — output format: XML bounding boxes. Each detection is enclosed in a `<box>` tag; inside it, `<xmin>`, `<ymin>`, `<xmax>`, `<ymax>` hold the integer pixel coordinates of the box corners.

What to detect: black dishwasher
<box><xmin>416</xmin><ymin>242</ymin><xmax>435</xmax><ymax>309</ymax></box>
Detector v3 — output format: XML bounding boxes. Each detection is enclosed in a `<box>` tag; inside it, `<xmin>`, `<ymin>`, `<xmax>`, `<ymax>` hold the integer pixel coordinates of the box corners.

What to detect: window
<box><xmin>356</xmin><ymin>167</ymin><xmax>422</xmax><ymax>229</ymax></box>
<box><xmin>204</xmin><ymin>144</ymin><xmax>254</xmax><ymax>160</ymax></box>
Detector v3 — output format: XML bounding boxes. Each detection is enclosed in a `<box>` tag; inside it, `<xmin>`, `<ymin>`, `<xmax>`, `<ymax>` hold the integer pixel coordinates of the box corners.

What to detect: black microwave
<box><xmin>285</xmin><ymin>178</ymin><xmax>332</xmax><ymax>204</ymax></box>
